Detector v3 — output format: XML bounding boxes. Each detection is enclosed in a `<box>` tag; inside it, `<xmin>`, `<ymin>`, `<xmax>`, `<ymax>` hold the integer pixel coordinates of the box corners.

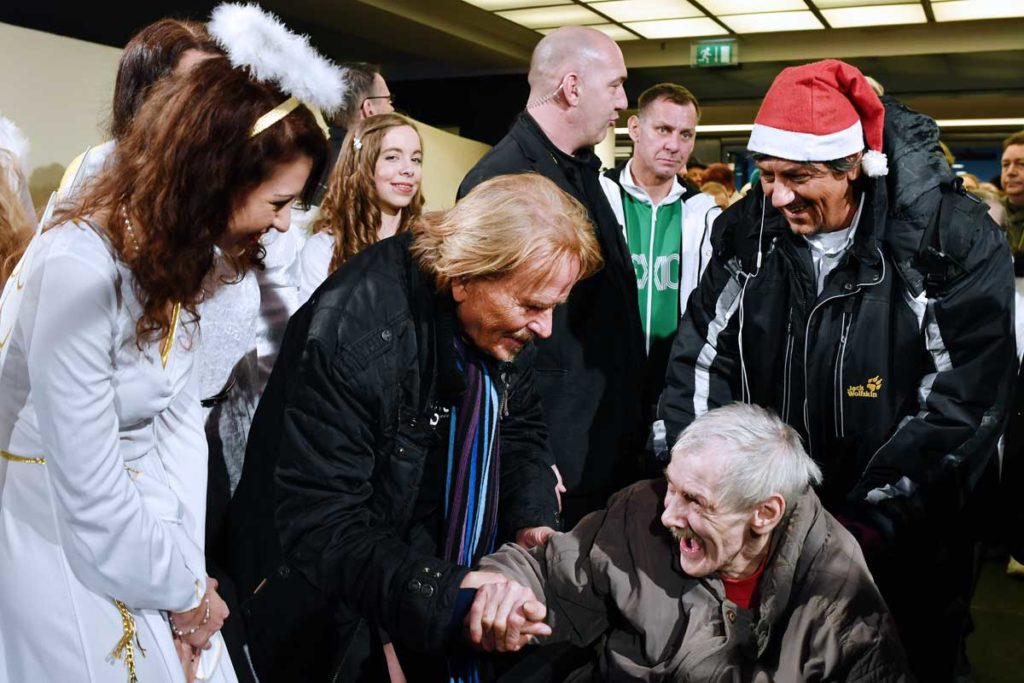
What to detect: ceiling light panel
<box><xmin>538</xmin><ymin>23</ymin><xmax>640</xmax><ymax>40</ymax></box>
<box><xmin>822</xmin><ymin>4</ymin><xmax>927</xmax><ymax>27</ymax></box>
<box><xmin>814</xmin><ymin>0</ymin><xmax>914</xmax><ymax>7</ymax></box>
<box><xmin>625</xmin><ymin>17</ymin><xmax>729</xmax><ymax>38</ymax></box>
<box><xmin>586</xmin><ymin>0</ymin><xmax>703</xmax><ymax>23</ymax></box>
<box><xmin>720</xmin><ymin>10</ymin><xmax>824</xmax><ymax>32</ymax></box>
<box><xmin>463</xmin><ymin>0</ymin><xmax>571</xmax><ymax>10</ymax></box>
<box><xmin>699</xmin><ymin>0</ymin><xmax>806</xmax><ymax>13</ymax></box>
<box><xmin>932</xmin><ymin>1</ymin><xmax>1024</xmax><ymax>22</ymax></box>
<box><xmin>497</xmin><ymin>5</ymin><xmax>605</xmax><ymax>28</ymax></box>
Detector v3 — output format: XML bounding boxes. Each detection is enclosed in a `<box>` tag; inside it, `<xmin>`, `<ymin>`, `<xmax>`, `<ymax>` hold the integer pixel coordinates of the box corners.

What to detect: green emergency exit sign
<box><xmin>692</xmin><ymin>39</ymin><xmax>738</xmax><ymax>67</ymax></box>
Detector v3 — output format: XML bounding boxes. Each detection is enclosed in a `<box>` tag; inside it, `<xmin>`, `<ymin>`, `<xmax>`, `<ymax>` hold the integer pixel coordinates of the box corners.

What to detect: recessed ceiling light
<box><xmin>822</xmin><ymin>4</ymin><xmax>927</xmax><ymax>28</ymax></box>
<box><xmin>814</xmin><ymin>0</ymin><xmax>913</xmax><ymax>7</ymax></box>
<box><xmin>720</xmin><ymin>10</ymin><xmax>824</xmax><ymax>33</ymax></box>
<box><xmin>699</xmin><ymin>0</ymin><xmax>806</xmax><ymax>14</ymax></box>
<box><xmin>586</xmin><ymin>0</ymin><xmax>703</xmax><ymax>23</ymax></box>
<box><xmin>624</xmin><ymin>17</ymin><xmax>729</xmax><ymax>39</ymax></box>
<box><xmin>496</xmin><ymin>5</ymin><xmax>605</xmax><ymax>28</ymax></box>
<box><xmin>932</xmin><ymin>0</ymin><xmax>1024</xmax><ymax>22</ymax></box>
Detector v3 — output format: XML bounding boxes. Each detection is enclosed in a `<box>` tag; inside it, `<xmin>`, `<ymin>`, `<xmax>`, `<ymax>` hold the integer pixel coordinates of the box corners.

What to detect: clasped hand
<box><xmin>460</xmin><ymin>571</ymin><xmax>551</xmax><ymax>653</ymax></box>
<box><xmin>170</xmin><ymin>577</ymin><xmax>230</xmax><ymax>682</ymax></box>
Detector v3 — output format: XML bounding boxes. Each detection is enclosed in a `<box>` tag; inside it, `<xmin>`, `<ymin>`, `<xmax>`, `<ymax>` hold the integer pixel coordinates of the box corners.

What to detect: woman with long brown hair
<box><xmin>298</xmin><ymin>112</ymin><xmax>424</xmax><ymax>303</ymax></box>
<box><xmin>0</xmin><ymin>15</ymin><xmax>338</xmax><ymax>682</ymax></box>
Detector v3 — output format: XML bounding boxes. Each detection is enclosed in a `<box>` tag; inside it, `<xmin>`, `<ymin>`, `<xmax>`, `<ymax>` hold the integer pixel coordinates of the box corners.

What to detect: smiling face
<box><xmin>661</xmin><ymin>448</ymin><xmax>758</xmax><ymax>579</ymax></box>
<box><xmin>757</xmin><ymin>157</ymin><xmax>860</xmax><ymax>236</ymax></box>
<box><xmin>221</xmin><ymin>155</ymin><xmax>312</xmax><ymax>250</ymax></box>
<box><xmin>630</xmin><ymin>98</ymin><xmax>697</xmax><ymax>184</ymax></box>
<box><xmin>374</xmin><ymin>125</ymin><xmax>422</xmax><ymax>217</ymax></box>
<box><xmin>452</xmin><ymin>254</ymin><xmax>580</xmax><ymax>361</ymax></box>
<box><xmin>1002</xmin><ymin>144</ymin><xmax>1024</xmax><ymax>207</ymax></box>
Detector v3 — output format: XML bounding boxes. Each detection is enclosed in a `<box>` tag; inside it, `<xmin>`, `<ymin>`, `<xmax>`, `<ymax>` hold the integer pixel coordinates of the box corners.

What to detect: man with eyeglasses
<box><xmin>312</xmin><ymin>62</ymin><xmax>395</xmax><ymax>204</ymax></box>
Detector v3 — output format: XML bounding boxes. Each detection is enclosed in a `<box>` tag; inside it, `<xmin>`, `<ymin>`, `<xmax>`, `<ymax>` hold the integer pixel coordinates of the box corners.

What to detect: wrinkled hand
<box><xmin>465</xmin><ymin>580</ymin><xmax>551</xmax><ymax>652</ymax></box>
<box><xmin>516</xmin><ymin>526</ymin><xmax>556</xmax><ymax>549</ymax></box>
<box><xmin>170</xmin><ymin>577</ymin><xmax>229</xmax><ymax>651</ymax></box>
<box><xmin>551</xmin><ymin>465</ymin><xmax>567</xmax><ymax>513</ymax></box>
<box><xmin>460</xmin><ymin>570</ymin><xmax>509</xmax><ymax>590</ymax></box>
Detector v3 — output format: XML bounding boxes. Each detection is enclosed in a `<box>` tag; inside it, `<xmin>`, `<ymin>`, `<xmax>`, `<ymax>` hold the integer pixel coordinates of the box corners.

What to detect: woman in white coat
<box><xmin>0</xmin><ymin>44</ymin><xmax>333</xmax><ymax>682</ymax></box>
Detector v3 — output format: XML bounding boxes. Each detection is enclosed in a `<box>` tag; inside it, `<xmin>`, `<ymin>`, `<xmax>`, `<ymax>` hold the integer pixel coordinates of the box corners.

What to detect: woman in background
<box><xmin>298</xmin><ymin>112</ymin><xmax>424</xmax><ymax>303</ymax></box>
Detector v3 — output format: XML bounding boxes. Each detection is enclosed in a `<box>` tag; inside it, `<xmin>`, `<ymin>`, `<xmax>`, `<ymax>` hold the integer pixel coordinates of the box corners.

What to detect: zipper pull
<box><xmin>499</xmin><ymin>370</ymin><xmax>510</xmax><ymax>419</ymax></box>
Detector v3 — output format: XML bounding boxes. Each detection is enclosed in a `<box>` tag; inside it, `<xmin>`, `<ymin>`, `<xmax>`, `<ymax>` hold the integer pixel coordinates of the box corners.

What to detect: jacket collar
<box><xmin>748</xmin><ymin>490</ymin><xmax>826</xmax><ymax>656</ymax></box>
<box><xmin>614</xmin><ymin>158</ymin><xmax>690</xmax><ymax>207</ymax></box>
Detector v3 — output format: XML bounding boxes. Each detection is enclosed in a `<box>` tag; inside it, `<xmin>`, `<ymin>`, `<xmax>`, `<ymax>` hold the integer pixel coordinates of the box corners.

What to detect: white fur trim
<box><xmin>0</xmin><ymin>113</ymin><xmax>29</xmax><ymax>171</ymax></box>
<box><xmin>861</xmin><ymin>149</ymin><xmax>889</xmax><ymax>177</ymax></box>
<box><xmin>209</xmin><ymin>3</ymin><xmax>346</xmax><ymax>115</ymax></box>
<box><xmin>748</xmin><ymin>119</ymin><xmax>863</xmax><ymax>162</ymax></box>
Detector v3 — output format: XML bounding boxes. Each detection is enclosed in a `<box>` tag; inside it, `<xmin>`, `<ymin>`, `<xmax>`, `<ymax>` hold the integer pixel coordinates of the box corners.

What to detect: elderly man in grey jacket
<box><xmin>464</xmin><ymin>403</ymin><xmax>910</xmax><ymax>681</ymax></box>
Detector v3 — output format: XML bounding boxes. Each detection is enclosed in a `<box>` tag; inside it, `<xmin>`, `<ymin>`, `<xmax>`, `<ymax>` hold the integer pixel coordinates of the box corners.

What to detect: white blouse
<box><xmin>296</xmin><ymin>228</ymin><xmax>333</xmax><ymax>308</ymax></box>
<box><xmin>0</xmin><ymin>221</ymin><xmax>235</xmax><ymax>682</ymax></box>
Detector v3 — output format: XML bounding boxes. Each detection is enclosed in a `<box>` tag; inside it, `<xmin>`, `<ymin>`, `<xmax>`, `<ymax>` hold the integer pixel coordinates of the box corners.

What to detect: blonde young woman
<box><xmin>298</xmin><ymin>113</ymin><xmax>424</xmax><ymax>303</ymax></box>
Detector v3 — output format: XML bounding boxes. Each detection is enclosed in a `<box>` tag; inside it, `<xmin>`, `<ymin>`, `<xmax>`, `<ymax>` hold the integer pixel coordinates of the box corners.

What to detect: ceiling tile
<box><xmin>496</xmin><ymin>5</ymin><xmax>605</xmax><ymax>28</ymax></box>
<box><xmin>586</xmin><ymin>0</ymin><xmax>703</xmax><ymax>23</ymax></box>
<box><xmin>813</xmin><ymin>0</ymin><xmax>916</xmax><ymax>6</ymax></box>
<box><xmin>822</xmin><ymin>3</ymin><xmax>927</xmax><ymax>27</ymax></box>
<box><xmin>700</xmin><ymin>0</ymin><xmax>806</xmax><ymax>13</ymax></box>
<box><xmin>720</xmin><ymin>10</ymin><xmax>824</xmax><ymax>32</ymax></box>
<box><xmin>932</xmin><ymin>0</ymin><xmax>1024</xmax><ymax>22</ymax></box>
<box><xmin>625</xmin><ymin>17</ymin><xmax>730</xmax><ymax>38</ymax></box>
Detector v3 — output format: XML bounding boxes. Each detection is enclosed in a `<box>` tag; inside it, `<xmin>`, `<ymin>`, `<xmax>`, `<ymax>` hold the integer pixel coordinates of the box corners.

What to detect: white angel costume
<box><xmin>0</xmin><ymin>221</ymin><xmax>236</xmax><ymax>683</ymax></box>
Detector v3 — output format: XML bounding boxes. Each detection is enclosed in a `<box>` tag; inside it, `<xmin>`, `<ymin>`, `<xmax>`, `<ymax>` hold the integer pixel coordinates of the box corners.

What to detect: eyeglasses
<box><xmin>364</xmin><ymin>94</ymin><xmax>395</xmax><ymax>106</ymax></box>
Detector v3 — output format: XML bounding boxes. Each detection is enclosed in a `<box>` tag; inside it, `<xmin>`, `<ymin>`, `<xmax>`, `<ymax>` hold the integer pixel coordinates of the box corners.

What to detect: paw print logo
<box><xmin>866</xmin><ymin>376</ymin><xmax>883</xmax><ymax>392</ymax></box>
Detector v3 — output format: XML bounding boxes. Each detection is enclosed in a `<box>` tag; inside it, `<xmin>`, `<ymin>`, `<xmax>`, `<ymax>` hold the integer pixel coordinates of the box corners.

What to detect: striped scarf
<box><xmin>444</xmin><ymin>336</ymin><xmax>501</xmax><ymax>683</ymax></box>
<box><xmin>442</xmin><ymin>336</ymin><xmax>501</xmax><ymax>567</ymax></box>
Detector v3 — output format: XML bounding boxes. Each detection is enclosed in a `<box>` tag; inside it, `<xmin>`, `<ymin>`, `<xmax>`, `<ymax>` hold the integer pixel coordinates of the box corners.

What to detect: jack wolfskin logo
<box><xmin>847</xmin><ymin>375</ymin><xmax>883</xmax><ymax>398</ymax></box>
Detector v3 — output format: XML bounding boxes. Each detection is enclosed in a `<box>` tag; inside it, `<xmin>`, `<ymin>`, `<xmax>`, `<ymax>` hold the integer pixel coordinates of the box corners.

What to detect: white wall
<box><xmin>0</xmin><ymin>22</ymin><xmax>121</xmax><ymax>173</ymax></box>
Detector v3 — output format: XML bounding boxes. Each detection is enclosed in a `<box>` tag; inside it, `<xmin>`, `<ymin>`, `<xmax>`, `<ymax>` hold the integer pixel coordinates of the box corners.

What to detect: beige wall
<box><xmin>415</xmin><ymin>119</ymin><xmax>490</xmax><ymax>211</ymax></box>
<box><xmin>0</xmin><ymin>23</ymin><xmax>120</xmax><ymax>173</ymax></box>
<box><xmin>0</xmin><ymin>21</ymin><xmax>491</xmax><ymax>211</ymax></box>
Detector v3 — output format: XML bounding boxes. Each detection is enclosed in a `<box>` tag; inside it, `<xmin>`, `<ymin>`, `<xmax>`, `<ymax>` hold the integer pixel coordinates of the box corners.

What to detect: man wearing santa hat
<box><xmin>656</xmin><ymin>59</ymin><xmax>1015</xmax><ymax>681</ymax></box>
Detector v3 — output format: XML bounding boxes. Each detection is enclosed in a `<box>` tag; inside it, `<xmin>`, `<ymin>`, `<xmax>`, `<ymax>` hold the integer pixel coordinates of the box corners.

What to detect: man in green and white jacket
<box><xmin>601</xmin><ymin>83</ymin><xmax>721</xmax><ymax>408</ymax></box>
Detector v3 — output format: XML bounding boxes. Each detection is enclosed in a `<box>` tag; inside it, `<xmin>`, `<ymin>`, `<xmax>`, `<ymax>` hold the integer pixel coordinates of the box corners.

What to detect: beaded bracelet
<box><xmin>169</xmin><ymin>598</ymin><xmax>210</xmax><ymax>638</ymax></box>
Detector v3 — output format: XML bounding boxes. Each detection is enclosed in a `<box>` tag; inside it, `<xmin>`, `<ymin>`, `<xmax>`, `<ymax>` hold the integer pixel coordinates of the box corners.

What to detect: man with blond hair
<box><xmin>460</xmin><ymin>26</ymin><xmax>647</xmax><ymax>530</ymax></box>
<box><xmin>228</xmin><ymin>174</ymin><xmax>600</xmax><ymax>681</ymax></box>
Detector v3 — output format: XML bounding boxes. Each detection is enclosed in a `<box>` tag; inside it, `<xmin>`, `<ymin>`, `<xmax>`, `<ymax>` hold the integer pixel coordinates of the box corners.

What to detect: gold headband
<box><xmin>250</xmin><ymin>96</ymin><xmax>330</xmax><ymax>139</ymax></box>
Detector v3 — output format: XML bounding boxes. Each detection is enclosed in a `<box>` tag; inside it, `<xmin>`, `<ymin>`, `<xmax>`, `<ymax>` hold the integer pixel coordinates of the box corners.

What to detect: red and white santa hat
<box><xmin>747</xmin><ymin>59</ymin><xmax>888</xmax><ymax>177</ymax></box>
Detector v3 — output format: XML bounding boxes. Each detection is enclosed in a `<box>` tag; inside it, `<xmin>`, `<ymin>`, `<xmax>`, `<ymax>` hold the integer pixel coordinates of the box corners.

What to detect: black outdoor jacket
<box><xmin>459</xmin><ymin>113</ymin><xmax>647</xmax><ymax>521</ymax></box>
<box><xmin>658</xmin><ymin>97</ymin><xmax>1016</xmax><ymax>540</ymax></box>
<box><xmin>225</xmin><ymin>233</ymin><xmax>558</xmax><ymax>680</ymax></box>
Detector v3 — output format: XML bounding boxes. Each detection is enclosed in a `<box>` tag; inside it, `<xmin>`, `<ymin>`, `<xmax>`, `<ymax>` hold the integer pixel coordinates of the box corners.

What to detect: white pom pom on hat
<box><xmin>747</xmin><ymin>59</ymin><xmax>888</xmax><ymax>177</ymax></box>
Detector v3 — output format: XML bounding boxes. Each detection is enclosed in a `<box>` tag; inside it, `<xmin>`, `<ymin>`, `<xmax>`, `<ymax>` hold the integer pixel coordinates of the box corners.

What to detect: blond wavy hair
<box><xmin>0</xmin><ymin>151</ymin><xmax>33</xmax><ymax>282</ymax></box>
<box><xmin>411</xmin><ymin>173</ymin><xmax>602</xmax><ymax>291</ymax></box>
<box><xmin>313</xmin><ymin>112</ymin><xmax>424</xmax><ymax>274</ymax></box>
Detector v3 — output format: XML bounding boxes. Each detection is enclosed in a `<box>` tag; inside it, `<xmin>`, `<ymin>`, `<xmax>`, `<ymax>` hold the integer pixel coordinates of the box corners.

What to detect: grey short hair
<box><xmin>670</xmin><ymin>403</ymin><xmax>822</xmax><ymax>512</ymax></box>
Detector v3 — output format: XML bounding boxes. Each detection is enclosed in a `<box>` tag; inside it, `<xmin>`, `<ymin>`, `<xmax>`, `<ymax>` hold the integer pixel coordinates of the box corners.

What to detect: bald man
<box><xmin>459</xmin><ymin>27</ymin><xmax>646</xmax><ymax>529</ymax></box>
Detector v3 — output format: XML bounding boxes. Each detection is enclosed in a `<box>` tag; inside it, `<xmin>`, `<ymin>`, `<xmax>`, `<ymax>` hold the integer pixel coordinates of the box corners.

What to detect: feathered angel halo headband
<box><xmin>208</xmin><ymin>3</ymin><xmax>346</xmax><ymax>139</ymax></box>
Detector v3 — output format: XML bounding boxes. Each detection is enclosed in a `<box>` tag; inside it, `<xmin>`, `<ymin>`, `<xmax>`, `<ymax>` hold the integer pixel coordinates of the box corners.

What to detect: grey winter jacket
<box><xmin>479</xmin><ymin>479</ymin><xmax>910</xmax><ymax>682</ymax></box>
